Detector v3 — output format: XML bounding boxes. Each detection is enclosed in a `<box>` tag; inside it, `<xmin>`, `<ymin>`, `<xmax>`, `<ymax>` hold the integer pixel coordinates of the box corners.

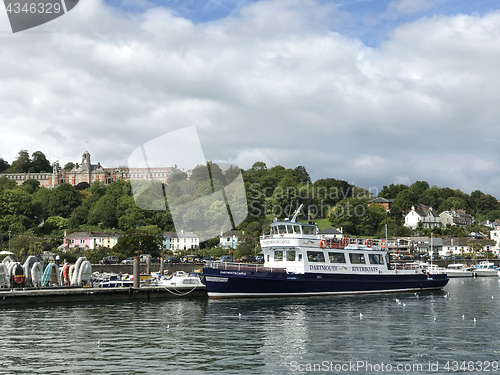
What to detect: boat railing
<box><xmin>325</xmin><ymin>238</ymin><xmax>386</xmax><ymax>251</ymax></box>
<box><xmin>204</xmin><ymin>261</ymin><xmax>286</xmax><ymax>273</ymax></box>
<box><xmin>392</xmin><ymin>262</ymin><xmax>427</xmax><ymax>271</ymax></box>
<box><xmin>260</xmin><ymin>235</ymin><xmax>388</xmax><ymax>251</ymax></box>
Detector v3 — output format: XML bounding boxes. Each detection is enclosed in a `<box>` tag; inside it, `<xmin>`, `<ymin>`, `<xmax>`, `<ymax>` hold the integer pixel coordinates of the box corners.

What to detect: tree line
<box><xmin>1</xmin><ymin>150</ymin><xmax>500</xmax><ymax>262</ymax></box>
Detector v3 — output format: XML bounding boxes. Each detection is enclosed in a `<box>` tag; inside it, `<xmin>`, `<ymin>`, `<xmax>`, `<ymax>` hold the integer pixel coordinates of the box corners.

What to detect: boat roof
<box><xmin>271</xmin><ymin>221</ymin><xmax>316</xmax><ymax>226</ymax></box>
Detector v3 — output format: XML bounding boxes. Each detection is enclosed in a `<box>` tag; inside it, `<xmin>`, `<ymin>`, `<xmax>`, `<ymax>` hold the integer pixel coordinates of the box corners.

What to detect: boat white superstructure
<box><xmin>474</xmin><ymin>261</ymin><xmax>498</xmax><ymax>277</ymax></box>
<box><xmin>446</xmin><ymin>263</ymin><xmax>473</xmax><ymax>278</ymax></box>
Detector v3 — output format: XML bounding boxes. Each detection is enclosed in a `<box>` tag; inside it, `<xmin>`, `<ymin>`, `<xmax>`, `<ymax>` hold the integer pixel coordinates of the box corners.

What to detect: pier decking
<box><xmin>0</xmin><ymin>286</ymin><xmax>207</xmax><ymax>306</ymax></box>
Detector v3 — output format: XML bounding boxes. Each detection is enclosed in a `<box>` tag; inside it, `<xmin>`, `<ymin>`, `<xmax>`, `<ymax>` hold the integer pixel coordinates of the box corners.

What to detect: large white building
<box><xmin>404</xmin><ymin>205</ymin><xmax>442</xmax><ymax>229</ymax></box>
<box><xmin>163</xmin><ymin>231</ymin><xmax>200</xmax><ymax>252</ymax></box>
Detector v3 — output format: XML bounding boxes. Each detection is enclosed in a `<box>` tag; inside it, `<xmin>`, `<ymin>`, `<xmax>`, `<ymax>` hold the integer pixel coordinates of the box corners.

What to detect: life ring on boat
<box><xmin>365</xmin><ymin>239</ymin><xmax>373</xmax><ymax>248</ymax></box>
<box><xmin>319</xmin><ymin>240</ymin><xmax>327</xmax><ymax>249</ymax></box>
<box><xmin>342</xmin><ymin>238</ymin><xmax>349</xmax><ymax>247</ymax></box>
<box><xmin>380</xmin><ymin>240</ymin><xmax>387</xmax><ymax>249</ymax></box>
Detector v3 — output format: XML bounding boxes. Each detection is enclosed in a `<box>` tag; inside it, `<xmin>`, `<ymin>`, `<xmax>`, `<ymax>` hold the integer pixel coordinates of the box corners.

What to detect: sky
<box><xmin>1</xmin><ymin>0</ymin><xmax>500</xmax><ymax>198</ymax></box>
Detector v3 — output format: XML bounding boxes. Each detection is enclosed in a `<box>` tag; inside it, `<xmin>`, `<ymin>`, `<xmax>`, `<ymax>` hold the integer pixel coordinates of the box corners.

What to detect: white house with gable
<box><xmin>405</xmin><ymin>205</ymin><xmax>442</xmax><ymax>230</ymax></box>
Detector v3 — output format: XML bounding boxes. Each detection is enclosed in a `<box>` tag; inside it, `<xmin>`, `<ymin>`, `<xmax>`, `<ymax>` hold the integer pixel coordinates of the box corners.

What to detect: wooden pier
<box><xmin>0</xmin><ymin>286</ymin><xmax>207</xmax><ymax>306</ymax></box>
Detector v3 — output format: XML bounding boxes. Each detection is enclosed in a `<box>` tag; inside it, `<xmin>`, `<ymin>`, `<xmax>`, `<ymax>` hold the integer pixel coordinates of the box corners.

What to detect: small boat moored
<box><xmin>157</xmin><ymin>271</ymin><xmax>206</xmax><ymax>290</ymax></box>
<box><xmin>446</xmin><ymin>263</ymin><xmax>474</xmax><ymax>278</ymax></box>
<box><xmin>474</xmin><ymin>261</ymin><xmax>499</xmax><ymax>277</ymax></box>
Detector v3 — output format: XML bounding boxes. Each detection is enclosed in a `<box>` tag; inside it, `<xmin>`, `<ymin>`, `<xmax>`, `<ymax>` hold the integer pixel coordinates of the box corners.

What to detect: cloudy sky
<box><xmin>1</xmin><ymin>0</ymin><xmax>500</xmax><ymax>197</ymax></box>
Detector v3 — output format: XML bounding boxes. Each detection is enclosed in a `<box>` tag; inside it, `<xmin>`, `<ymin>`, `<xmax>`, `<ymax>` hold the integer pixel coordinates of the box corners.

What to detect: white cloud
<box><xmin>1</xmin><ymin>0</ymin><xmax>500</xmax><ymax>196</ymax></box>
<box><xmin>386</xmin><ymin>0</ymin><xmax>434</xmax><ymax>15</ymax></box>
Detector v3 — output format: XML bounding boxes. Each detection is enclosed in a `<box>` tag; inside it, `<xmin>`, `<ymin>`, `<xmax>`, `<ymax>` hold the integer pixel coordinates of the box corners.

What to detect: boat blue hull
<box><xmin>203</xmin><ymin>268</ymin><xmax>449</xmax><ymax>298</ymax></box>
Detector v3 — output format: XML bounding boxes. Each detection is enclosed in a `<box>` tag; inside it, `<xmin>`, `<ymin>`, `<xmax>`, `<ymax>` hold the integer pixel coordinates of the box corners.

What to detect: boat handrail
<box><xmin>204</xmin><ymin>261</ymin><xmax>286</xmax><ymax>273</ymax></box>
<box><xmin>260</xmin><ymin>235</ymin><xmax>387</xmax><ymax>251</ymax></box>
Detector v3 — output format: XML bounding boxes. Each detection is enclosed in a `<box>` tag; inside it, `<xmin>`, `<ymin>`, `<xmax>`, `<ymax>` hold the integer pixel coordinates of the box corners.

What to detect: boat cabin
<box><xmin>261</xmin><ymin>221</ymin><xmax>391</xmax><ymax>275</ymax></box>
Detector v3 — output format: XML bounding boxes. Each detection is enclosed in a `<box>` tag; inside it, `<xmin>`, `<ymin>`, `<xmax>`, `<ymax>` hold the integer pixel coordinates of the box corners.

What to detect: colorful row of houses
<box><xmin>61</xmin><ymin>230</ymin><xmax>201</xmax><ymax>253</ymax></box>
<box><xmin>61</xmin><ymin>230</ymin><xmax>248</xmax><ymax>253</ymax></box>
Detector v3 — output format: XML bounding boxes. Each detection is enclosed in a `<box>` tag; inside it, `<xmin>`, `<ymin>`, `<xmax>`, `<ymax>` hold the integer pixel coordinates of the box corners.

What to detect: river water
<box><xmin>1</xmin><ymin>277</ymin><xmax>500</xmax><ymax>374</ymax></box>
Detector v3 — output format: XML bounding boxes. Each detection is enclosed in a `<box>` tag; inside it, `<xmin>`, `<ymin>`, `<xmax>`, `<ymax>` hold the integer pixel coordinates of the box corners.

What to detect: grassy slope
<box><xmin>298</xmin><ymin>218</ymin><xmax>331</xmax><ymax>231</ymax></box>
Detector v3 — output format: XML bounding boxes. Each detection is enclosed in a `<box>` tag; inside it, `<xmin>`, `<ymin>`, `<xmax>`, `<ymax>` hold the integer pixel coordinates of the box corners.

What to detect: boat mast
<box><xmin>290</xmin><ymin>203</ymin><xmax>304</xmax><ymax>223</ymax></box>
<box><xmin>430</xmin><ymin>232</ymin><xmax>433</xmax><ymax>270</ymax></box>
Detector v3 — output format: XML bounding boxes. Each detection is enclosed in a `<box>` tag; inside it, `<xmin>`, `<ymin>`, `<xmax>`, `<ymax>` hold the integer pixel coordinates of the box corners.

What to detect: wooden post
<box><xmin>133</xmin><ymin>256</ymin><xmax>140</xmax><ymax>288</ymax></box>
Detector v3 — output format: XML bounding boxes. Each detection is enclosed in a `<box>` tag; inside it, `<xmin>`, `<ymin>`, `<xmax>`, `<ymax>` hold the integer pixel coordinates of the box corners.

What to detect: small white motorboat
<box><xmin>446</xmin><ymin>263</ymin><xmax>473</xmax><ymax>278</ymax></box>
<box><xmin>474</xmin><ymin>261</ymin><xmax>499</xmax><ymax>277</ymax></box>
<box><xmin>158</xmin><ymin>271</ymin><xmax>205</xmax><ymax>290</ymax></box>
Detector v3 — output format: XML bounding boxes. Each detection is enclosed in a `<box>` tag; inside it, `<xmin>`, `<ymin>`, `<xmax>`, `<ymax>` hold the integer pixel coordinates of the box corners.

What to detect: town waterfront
<box><xmin>1</xmin><ymin>278</ymin><xmax>500</xmax><ymax>374</ymax></box>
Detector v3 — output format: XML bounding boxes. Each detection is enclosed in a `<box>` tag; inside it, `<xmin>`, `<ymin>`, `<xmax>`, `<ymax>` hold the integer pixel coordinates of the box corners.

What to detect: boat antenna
<box><xmin>291</xmin><ymin>203</ymin><xmax>304</xmax><ymax>223</ymax></box>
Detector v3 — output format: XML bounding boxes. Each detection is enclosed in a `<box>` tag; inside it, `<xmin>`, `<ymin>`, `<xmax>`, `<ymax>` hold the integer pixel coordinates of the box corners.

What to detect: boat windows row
<box><xmin>270</xmin><ymin>224</ymin><xmax>317</xmax><ymax>236</ymax></box>
<box><xmin>270</xmin><ymin>249</ymin><xmax>385</xmax><ymax>265</ymax></box>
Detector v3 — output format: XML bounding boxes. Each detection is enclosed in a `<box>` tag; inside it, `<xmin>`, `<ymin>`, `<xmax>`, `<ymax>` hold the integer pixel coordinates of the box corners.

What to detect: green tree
<box><xmin>40</xmin><ymin>216</ymin><xmax>68</xmax><ymax>235</ymax></box>
<box><xmin>224</xmin><ymin>165</ymin><xmax>242</xmax><ymax>185</ymax></box>
<box><xmin>378</xmin><ymin>183</ymin><xmax>408</xmax><ymax>199</ymax></box>
<box><xmin>114</xmin><ymin>226</ymin><xmax>163</xmax><ymax>258</ymax></box>
<box><xmin>258</xmin><ymin>165</ymin><xmax>287</xmax><ymax>191</ymax></box>
<box><xmin>475</xmin><ymin>194</ymin><xmax>500</xmax><ymax>215</ymax></box>
<box><xmin>106</xmin><ymin>179</ymin><xmax>133</xmax><ymax>199</ymax></box>
<box><xmin>88</xmin><ymin>181</ymin><xmax>106</xmax><ymax>197</ymax></box>
<box><xmin>244</xmin><ymin>161</ymin><xmax>267</xmax><ymax>183</ymax></box>
<box><xmin>64</xmin><ymin>162</ymin><xmax>75</xmax><ymax>170</ymax></box>
<box><xmin>486</xmin><ymin>210</ymin><xmax>500</xmax><ymax>222</ymax></box>
<box><xmin>234</xmin><ymin>236</ymin><xmax>257</xmax><ymax>258</ymax></box>
<box><xmin>0</xmin><ymin>188</ymin><xmax>33</xmax><ymax>216</ymax></box>
<box><xmin>208</xmin><ymin>163</ymin><xmax>226</xmax><ymax>186</ymax></box>
<box><xmin>393</xmin><ymin>189</ymin><xmax>418</xmax><ymax>211</ymax></box>
<box><xmin>294</xmin><ymin>166</ymin><xmax>311</xmax><ymax>185</ymax></box>
<box><xmin>30</xmin><ymin>151</ymin><xmax>52</xmax><ymax>173</ymax></box>
<box><xmin>409</xmin><ymin>181</ymin><xmax>429</xmax><ymax>198</ymax></box>
<box><xmin>21</xmin><ymin>179</ymin><xmax>40</xmax><ymax>194</ymax></box>
<box><xmin>314</xmin><ymin>178</ymin><xmax>353</xmax><ymax>208</ymax></box>
<box><xmin>0</xmin><ymin>176</ymin><xmax>17</xmax><ymax>191</ymax></box>
<box><xmin>0</xmin><ymin>158</ymin><xmax>10</xmax><ymax>173</ymax></box>
<box><xmin>48</xmin><ymin>183</ymin><xmax>80</xmax><ymax>218</ymax></box>
<box><xmin>168</xmin><ymin>165</ymin><xmax>188</xmax><ymax>184</ymax></box>
<box><xmin>359</xmin><ymin>203</ymin><xmax>388</xmax><ymax>236</ymax></box>
<box><xmin>327</xmin><ymin>198</ymin><xmax>367</xmax><ymax>236</ymax></box>
<box><xmin>189</xmin><ymin>165</ymin><xmax>211</xmax><ymax>184</ymax></box>
<box><xmin>67</xmin><ymin>205</ymin><xmax>88</xmax><ymax>228</ymax></box>
<box><xmin>7</xmin><ymin>150</ymin><xmax>31</xmax><ymax>173</ymax></box>
<box><xmin>88</xmin><ymin>195</ymin><xmax>117</xmax><ymax>228</ymax></box>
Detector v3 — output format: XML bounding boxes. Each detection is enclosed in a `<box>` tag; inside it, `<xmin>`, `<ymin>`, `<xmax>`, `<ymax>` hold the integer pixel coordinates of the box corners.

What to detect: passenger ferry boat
<box><xmin>203</xmin><ymin>206</ymin><xmax>448</xmax><ymax>299</ymax></box>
